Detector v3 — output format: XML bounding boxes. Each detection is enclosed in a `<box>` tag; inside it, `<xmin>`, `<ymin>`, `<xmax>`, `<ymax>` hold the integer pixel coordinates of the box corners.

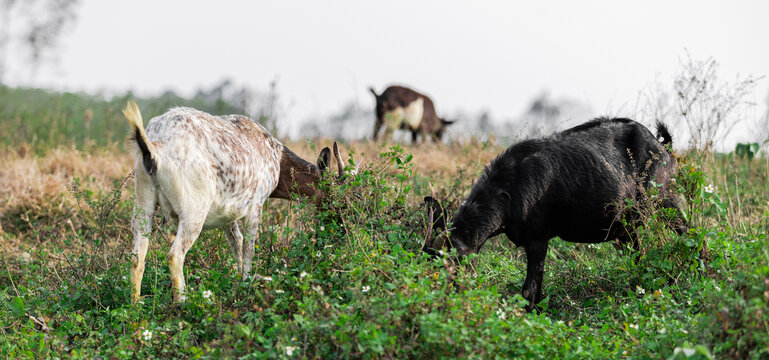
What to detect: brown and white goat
<box><xmin>124</xmin><ymin>101</ymin><xmax>348</xmax><ymax>303</ymax></box>
<box><xmin>370</xmin><ymin>85</ymin><xmax>454</xmax><ymax>143</ymax></box>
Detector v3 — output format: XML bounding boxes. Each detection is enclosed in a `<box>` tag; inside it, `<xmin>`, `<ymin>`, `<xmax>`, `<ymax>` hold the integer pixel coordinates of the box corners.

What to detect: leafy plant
<box><xmin>734</xmin><ymin>142</ymin><xmax>760</xmax><ymax>160</ymax></box>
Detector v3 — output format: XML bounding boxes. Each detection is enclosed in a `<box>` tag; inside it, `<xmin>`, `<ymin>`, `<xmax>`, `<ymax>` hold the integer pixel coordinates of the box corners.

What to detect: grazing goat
<box><xmin>423</xmin><ymin>117</ymin><xmax>686</xmax><ymax>311</ymax></box>
<box><xmin>124</xmin><ymin>102</ymin><xmax>347</xmax><ymax>303</ymax></box>
<box><xmin>370</xmin><ymin>85</ymin><xmax>454</xmax><ymax>142</ymax></box>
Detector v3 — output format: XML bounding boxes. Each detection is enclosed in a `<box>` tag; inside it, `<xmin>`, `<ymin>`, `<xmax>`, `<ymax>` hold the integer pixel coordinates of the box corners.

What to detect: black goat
<box><xmin>423</xmin><ymin>117</ymin><xmax>686</xmax><ymax>311</ymax></box>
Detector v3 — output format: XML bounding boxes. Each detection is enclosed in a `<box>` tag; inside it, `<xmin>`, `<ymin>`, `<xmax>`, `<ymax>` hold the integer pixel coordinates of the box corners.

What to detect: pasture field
<box><xmin>0</xmin><ymin>87</ymin><xmax>768</xmax><ymax>359</ymax></box>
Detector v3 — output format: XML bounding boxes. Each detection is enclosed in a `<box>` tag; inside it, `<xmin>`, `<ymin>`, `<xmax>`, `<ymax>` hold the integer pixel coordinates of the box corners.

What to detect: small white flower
<box><xmin>263</xmin><ymin>276</ymin><xmax>273</xmax><ymax>282</ymax></box>
<box><xmin>142</xmin><ymin>329</ymin><xmax>153</xmax><ymax>341</ymax></box>
<box><xmin>122</xmin><ymin>276</ymin><xmax>127</xmax><ymax>280</ymax></box>
<box><xmin>286</xmin><ymin>346</ymin><xmax>297</xmax><ymax>356</ymax></box>
<box><xmin>316</xmin><ymin>251</ymin><xmax>322</xmax><ymax>258</ymax></box>
<box><xmin>496</xmin><ymin>308</ymin><xmax>506</xmax><ymax>320</ymax></box>
<box><xmin>324</xmin><ymin>244</ymin><xmax>333</xmax><ymax>249</ymax></box>
<box><xmin>687</xmin><ymin>300</ymin><xmax>692</xmax><ymax>306</ymax></box>
<box><xmin>714</xmin><ymin>284</ymin><xmax>721</xmax><ymax>291</ymax></box>
<box><xmin>704</xmin><ymin>184</ymin><xmax>715</xmax><ymax>194</ymax></box>
<box><xmin>300</xmin><ymin>271</ymin><xmax>308</xmax><ymax>278</ymax></box>
<box><xmin>362</xmin><ymin>285</ymin><xmax>371</xmax><ymax>292</ymax></box>
<box><xmin>320</xmin><ymin>226</ymin><xmax>325</xmax><ymax>231</ymax></box>
<box><xmin>291</xmin><ymin>336</ymin><xmax>297</xmax><ymax>342</ymax></box>
<box><xmin>202</xmin><ymin>290</ymin><xmax>212</xmax><ymax>299</ymax></box>
<box><xmin>349</xmin><ymin>169</ymin><xmax>358</xmax><ymax>176</ymax></box>
<box><xmin>629</xmin><ymin>324</ymin><xmax>639</xmax><ymax>330</ymax></box>
<box><xmin>659</xmin><ymin>328</ymin><xmax>666</xmax><ymax>334</ymax></box>
<box><xmin>275</xmin><ymin>289</ymin><xmax>284</xmax><ymax>294</ymax></box>
<box><xmin>636</xmin><ymin>285</ymin><xmax>645</xmax><ymax>295</ymax></box>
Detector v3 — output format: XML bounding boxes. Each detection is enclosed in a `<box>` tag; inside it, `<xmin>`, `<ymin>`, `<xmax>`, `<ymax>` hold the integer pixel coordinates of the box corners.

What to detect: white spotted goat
<box><xmin>124</xmin><ymin>101</ymin><xmax>348</xmax><ymax>303</ymax></box>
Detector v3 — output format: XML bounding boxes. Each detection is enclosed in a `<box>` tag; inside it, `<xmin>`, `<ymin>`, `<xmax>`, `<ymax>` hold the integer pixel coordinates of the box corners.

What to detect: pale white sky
<box><xmin>6</xmin><ymin>0</ymin><xmax>769</xmax><ymax>146</ymax></box>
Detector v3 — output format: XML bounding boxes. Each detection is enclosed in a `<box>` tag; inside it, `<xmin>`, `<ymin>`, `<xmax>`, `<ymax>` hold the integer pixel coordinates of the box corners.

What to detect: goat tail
<box><xmin>123</xmin><ymin>101</ymin><xmax>157</xmax><ymax>175</ymax></box>
<box><xmin>655</xmin><ymin>121</ymin><xmax>673</xmax><ymax>148</ymax></box>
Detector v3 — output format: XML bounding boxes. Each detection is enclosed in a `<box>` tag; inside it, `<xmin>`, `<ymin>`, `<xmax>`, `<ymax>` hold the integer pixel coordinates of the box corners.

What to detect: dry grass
<box><xmin>294</xmin><ymin>139</ymin><xmax>499</xmax><ymax>177</ymax></box>
<box><xmin>3</xmin><ymin>138</ymin><xmax>766</xmax><ymax>255</ymax></box>
<box><xmin>0</xmin><ymin>145</ymin><xmax>133</xmax><ymax>255</ymax></box>
<box><xmin>0</xmin><ymin>145</ymin><xmax>132</xmax><ymax>212</ymax></box>
<box><xmin>0</xmin><ymin>139</ymin><xmax>498</xmax><ymax>216</ymax></box>
<box><xmin>0</xmin><ymin>139</ymin><xmax>502</xmax><ymax>254</ymax></box>
<box><xmin>8</xmin><ymin>136</ymin><xmax>764</xmax><ymax>272</ymax></box>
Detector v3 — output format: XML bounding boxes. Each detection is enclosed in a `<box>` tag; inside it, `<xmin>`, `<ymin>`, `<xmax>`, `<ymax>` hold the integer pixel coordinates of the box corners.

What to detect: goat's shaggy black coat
<box><xmin>424</xmin><ymin>117</ymin><xmax>685</xmax><ymax>311</ymax></box>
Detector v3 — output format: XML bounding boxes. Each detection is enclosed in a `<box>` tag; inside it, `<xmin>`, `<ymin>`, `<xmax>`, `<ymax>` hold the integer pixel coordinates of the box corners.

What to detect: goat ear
<box><xmin>317</xmin><ymin>147</ymin><xmax>331</xmax><ymax>173</ymax></box>
<box><xmin>422</xmin><ymin>196</ymin><xmax>446</xmax><ymax>231</ymax></box>
<box><xmin>422</xmin><ymin>196</ymin><xmax>452</xmax><ymax>256</ymax></box>
<box><xmin>422</xmin><ymin>202</ymin><xmax>437</xmax><ymax>255</ymax></box>
<box><xmin>332</xmin><ymin>141</ymin><xmax>344</xmax><ymax>177</ymax></box>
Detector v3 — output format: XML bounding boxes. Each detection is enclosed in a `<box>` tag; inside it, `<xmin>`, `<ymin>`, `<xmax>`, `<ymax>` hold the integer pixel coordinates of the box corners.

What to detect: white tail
<box><xmin>123</xmin><ymin>101</ymin><xmax>157</xmax><ymax>174</ymax></box>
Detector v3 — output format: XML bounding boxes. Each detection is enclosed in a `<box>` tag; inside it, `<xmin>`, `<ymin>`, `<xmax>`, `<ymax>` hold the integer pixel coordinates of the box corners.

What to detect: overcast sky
<box><xmin>6</xmin><ymin>0</ymin><xmax>769</xmax><ymax>145</ymax></box>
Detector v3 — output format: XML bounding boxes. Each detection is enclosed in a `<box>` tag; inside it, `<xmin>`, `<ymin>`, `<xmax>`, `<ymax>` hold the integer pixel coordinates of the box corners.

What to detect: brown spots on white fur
<box><xmin>124</xmin><ymin>104</ymin><xmax>341</xmax><ymax>304</ymax></box>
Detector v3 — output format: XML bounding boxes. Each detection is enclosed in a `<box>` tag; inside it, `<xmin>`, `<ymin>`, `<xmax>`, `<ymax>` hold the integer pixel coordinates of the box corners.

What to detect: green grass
<box><xmin>0</xmin><ymin>85</ymin><xmax>249</xmax><ymax>152</ymax></box>
<box><xmin>0</xmin><ymin>88</ymin><xmax>767</xmax><ymax>359</ymax></box>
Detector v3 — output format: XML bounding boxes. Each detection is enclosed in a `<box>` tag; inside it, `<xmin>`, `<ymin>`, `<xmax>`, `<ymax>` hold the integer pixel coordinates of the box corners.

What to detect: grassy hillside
<box><xmin>0</xmin><ymin>86</ymin><xmax>248</xmax><ymax>152</ymax></box>
<box><xmin>0</xmin><ymin>88</ymin><xmax>767</xmax><ymax>359</ymax></box>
